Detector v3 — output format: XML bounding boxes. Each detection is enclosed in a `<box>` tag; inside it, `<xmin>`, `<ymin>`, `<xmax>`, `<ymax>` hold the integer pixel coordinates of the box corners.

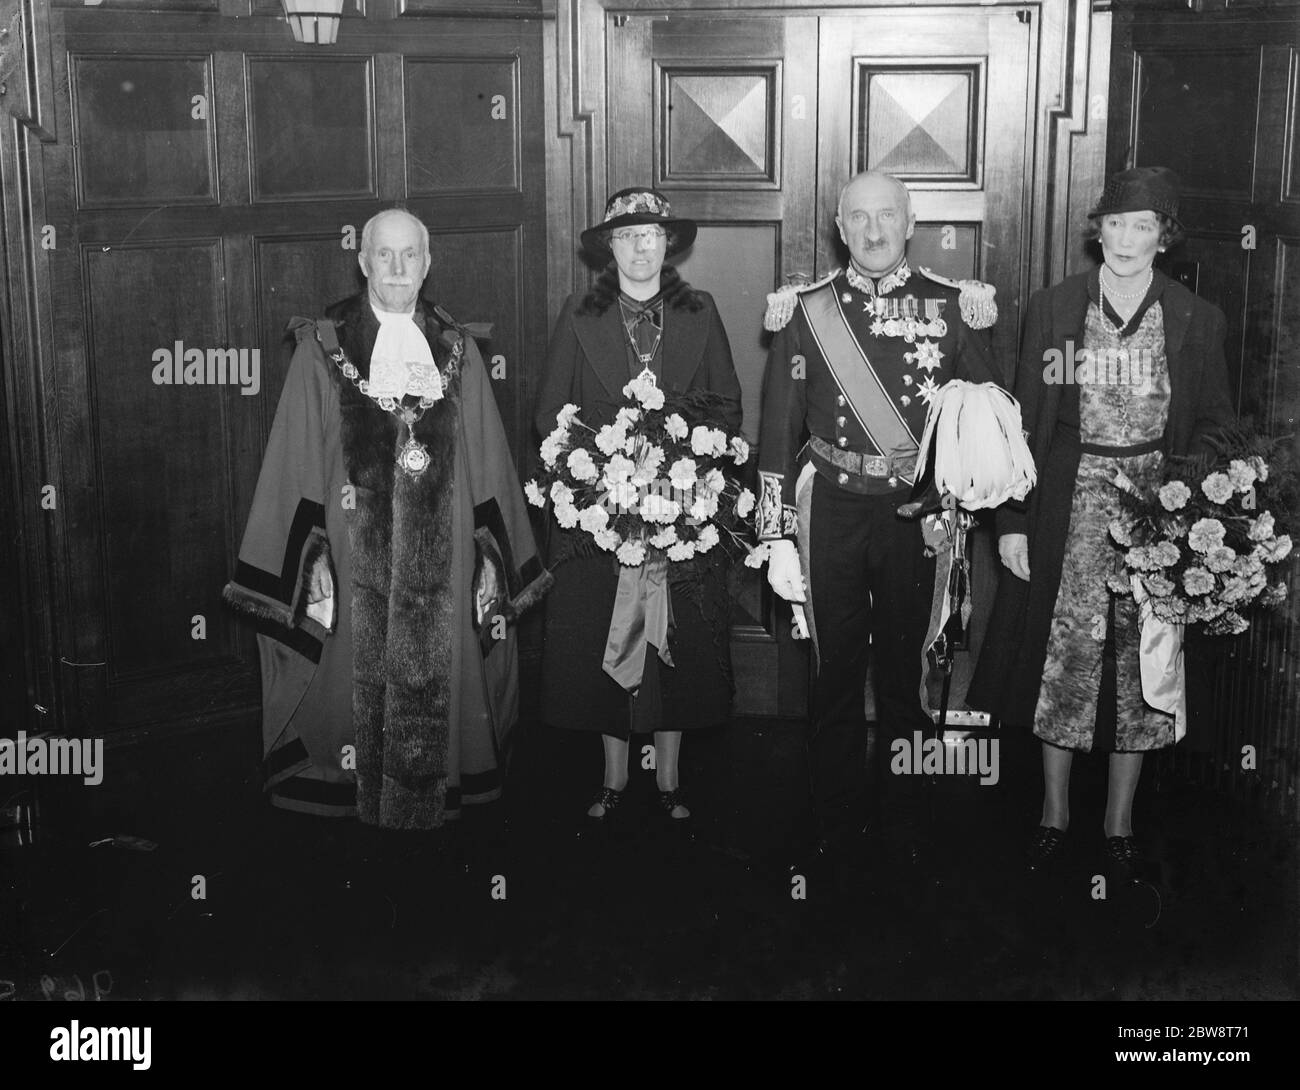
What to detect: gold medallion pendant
<box><xmin>398</xmin><ymin>436</ymin><xmax>431</xmax><ymax>478</ymax></box>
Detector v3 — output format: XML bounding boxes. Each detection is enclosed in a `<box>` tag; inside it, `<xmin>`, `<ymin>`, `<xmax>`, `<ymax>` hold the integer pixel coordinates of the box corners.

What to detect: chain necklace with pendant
<box><xmin>319</xmin><ymin>333</ymin><xmax>463</xmax><ymax>478</ymax></box>
<box><xmin>619</xmin><ymin>298</ymin><xmax>663</xmax><ymax>366</ymax></box>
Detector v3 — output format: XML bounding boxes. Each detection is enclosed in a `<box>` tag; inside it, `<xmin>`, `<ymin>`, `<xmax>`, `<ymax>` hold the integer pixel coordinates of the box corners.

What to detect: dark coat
<box><xmin>967</xmin><ymin>267</ymin><xmax>1236</xmax><ymax>728</ymax></box>
<box><xmin>534</xmin><ymin>287</ymin><xmax>743</xmax><ymax>436</ymax></box>
<box><xmin>534</xmin><ymin>282</ymin><xmax>743</xmax><ymax>733</ymax></box>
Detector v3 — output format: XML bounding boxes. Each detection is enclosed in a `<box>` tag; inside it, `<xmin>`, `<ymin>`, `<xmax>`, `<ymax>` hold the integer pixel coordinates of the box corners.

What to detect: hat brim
<box><xmin>581</xmin><ymin>213</ymin><xmax>697</xmax><ymax>257</ymax></box>
<box><xmin>1086</xmin><ymin>204</ymin><xmax>1183</xmax><ymax>230</ymax></box>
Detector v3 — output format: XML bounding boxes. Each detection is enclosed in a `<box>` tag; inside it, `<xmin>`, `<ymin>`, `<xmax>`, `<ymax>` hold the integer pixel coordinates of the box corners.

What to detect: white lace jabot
<box><xmin>368</xmin><ymin>304</ymin><xmax>440</xmax><ymax>401</ymax></box>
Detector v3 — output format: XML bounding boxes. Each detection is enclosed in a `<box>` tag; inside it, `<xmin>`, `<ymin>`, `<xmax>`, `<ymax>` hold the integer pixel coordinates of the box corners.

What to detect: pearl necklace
<box><xmin>1100</xmin><ymin>266</ymin><xmax>1153</xmax><ymax>300</ymax></box>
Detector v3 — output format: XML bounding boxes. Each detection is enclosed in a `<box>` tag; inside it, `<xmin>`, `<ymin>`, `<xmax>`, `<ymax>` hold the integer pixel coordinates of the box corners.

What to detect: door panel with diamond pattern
<box><xmin>607</xmin><ymin>8</ymin><xmax>1032</xmax><ymax>717</ymax></box>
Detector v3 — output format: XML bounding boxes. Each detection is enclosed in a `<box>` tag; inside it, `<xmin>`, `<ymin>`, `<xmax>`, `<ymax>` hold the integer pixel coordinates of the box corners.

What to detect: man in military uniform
<box><xmin>758</xmin><ymin>170</ymin><xmax>1001</xmax><ymax>862</ymax></box>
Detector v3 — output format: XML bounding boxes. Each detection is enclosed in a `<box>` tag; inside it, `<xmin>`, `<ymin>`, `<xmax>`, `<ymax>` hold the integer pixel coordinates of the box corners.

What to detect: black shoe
<box><xmin>1104</xmin><ymin>835</ymin><xmax>1143</xmax><ymax>884</ymax></box>
<box><xmin>583</xmin><ymin>786</ymin><xmax>625</xmax><ymax>826</ymax></box>
<box><xmin>1027</xmin><ymin>825</ymin><xmax>1067</xmax><ymax>871</ymax></box>
<box><xmin>655</xmin><ymin>789</ymin><xmax>694</xmax><ymax>838</ymax></box>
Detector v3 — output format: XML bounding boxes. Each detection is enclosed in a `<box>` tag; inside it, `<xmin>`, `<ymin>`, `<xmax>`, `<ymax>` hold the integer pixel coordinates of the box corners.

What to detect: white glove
<box><xmin>305</xmin><ymin>554</ymin><xmax>335</xmax><ymax>628</ymax></box>
<box><xmin>766</xmin><ymin>539</ymin><xmax>806</xmax><ymax>603</ymax></box>
<box><xmin>998</xmin><ymin>532</ymin><xmax>1030</xmax><ymax>582</ymax></box>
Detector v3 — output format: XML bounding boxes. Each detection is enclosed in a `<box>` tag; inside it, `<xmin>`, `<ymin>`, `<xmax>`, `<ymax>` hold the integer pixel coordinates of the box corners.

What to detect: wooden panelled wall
<box><xmin>0</xmin><ymin>0</ymin><xmax>549</xmax><ymax>742</ymax></box>
<box><xmin>1109</xmin><ymin>0</ymin><xmax>1300</xmax><ymax>822</ymax></box>
<box><xmin>544</xmin><ymin>0</ymin><xmax>1113</xmax><ymax>317</ymax></box>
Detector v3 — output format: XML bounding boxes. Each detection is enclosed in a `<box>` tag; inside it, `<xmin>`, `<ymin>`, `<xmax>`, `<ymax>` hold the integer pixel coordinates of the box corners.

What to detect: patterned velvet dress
<box><xmin>1033</xmin><ymin>295</ymin><xmax>1177</xmax><ymax>753</ymax></box>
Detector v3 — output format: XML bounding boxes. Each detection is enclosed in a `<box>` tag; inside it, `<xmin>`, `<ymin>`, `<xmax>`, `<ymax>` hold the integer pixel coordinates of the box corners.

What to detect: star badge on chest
<box><xmin>916</xmin><ymin>375</ymin><xmax>942</xmax><ymax>406</ymax></box>
<box><xmin>906</xmin><ymin>339</ymin><xmax>944</xmax><ymax>372</ymax></box>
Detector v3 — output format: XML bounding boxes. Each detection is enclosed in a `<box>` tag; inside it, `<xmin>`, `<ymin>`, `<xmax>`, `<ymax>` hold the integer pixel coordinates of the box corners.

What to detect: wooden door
<box><xmin>1</xmin><ymin>1</ymin><xmax>548</xmax><ymax>741</ymax></box>
<box><xmin>605</xmin><ymin>7</ymin><xmax>1035</xmax><ymax>717</ymax></box>
<box><xmin>1109</xmin><ymin>2</ymin><xmax>1300</xmax><ymax>819</ymax></box>
<box><xmin>818</xmin><ymin>9</ymin><xmax>1033</xmax><ymax>371</ymax></box>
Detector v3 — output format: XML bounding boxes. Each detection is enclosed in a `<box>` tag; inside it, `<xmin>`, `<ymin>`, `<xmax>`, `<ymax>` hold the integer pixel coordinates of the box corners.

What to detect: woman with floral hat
<box><xmin>970</xmin><ymin>167</ymin><xmax>1236</xmax><ymax>879</ymax></box>
<box><xmin>534</xmin><ymin>187</ymin><xmax>742</xmax><ymax>829</ymax></box>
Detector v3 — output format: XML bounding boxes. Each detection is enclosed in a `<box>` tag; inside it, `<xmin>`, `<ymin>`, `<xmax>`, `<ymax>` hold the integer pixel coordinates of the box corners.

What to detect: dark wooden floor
<box><xmin>1</xmin><ymin>713</ymin><xmax>1296</xmax><ymax>1001</ymax></box>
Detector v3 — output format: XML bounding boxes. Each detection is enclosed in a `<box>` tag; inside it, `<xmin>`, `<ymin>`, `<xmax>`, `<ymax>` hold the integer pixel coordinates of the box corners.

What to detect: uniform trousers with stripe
<box><xmin>807</xmin><ymin>471</ymin><xmax>935</xmax><ymax>843</ymax></box>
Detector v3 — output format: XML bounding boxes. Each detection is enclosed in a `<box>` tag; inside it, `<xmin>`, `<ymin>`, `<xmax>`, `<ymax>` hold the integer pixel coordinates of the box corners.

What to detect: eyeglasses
<box><xmin>610</xmin><ymin>227</ymin><xmax>667</xmax><ymax>245</ymax></box>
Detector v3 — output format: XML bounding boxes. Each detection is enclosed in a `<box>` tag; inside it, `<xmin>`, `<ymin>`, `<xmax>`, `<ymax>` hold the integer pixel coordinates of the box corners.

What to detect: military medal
<box><xmin>907</xmin><ymin>339</ymin><xmax>944</xmax><ymax>372</ymax></box>
<box><xmin>923</xmin><ymin>298</ymin><xmax>948</xmax><ymax>338</ymax></box>
<box><xmin>917</xmin><ymin>375</ymin><xmax>942</xmax><ymax>405</ymax></box>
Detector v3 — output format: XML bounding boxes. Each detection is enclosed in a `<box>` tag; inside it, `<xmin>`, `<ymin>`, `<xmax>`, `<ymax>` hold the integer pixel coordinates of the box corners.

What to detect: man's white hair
<box><xmin>360</xmin><ymin>207</ymin><xmax>430</xmax><ymax>256</ymax></box>
<box><xmin>837</xmin><ymin>171</ymin><xmax>912</xmax><ymax>220</ymax></box>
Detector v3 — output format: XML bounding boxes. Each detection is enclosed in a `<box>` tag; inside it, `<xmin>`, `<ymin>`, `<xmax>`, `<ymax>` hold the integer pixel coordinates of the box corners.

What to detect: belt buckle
<box><xmin>862</xmin><ymin>454</ymin><xmax>888</xmax><ymax>477</ymax></box>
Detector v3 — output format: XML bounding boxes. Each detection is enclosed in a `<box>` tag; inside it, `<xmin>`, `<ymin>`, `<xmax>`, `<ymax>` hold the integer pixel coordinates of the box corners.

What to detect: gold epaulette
<box><xmin>918</xmin><ymin>266</ymin><xmax>998</xmax><ymax>330</ymax></box>
<box><xmin>763</xmin><ymin>268</ymin><xmax>841</xmax><ymax>332</ymax></box>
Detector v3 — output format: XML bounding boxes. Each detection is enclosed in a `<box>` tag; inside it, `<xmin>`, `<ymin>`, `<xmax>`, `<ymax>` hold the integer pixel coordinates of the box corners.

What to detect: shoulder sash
<box><xmin>799</xmin><ymin>283</ymin><xmax>919</xmax><ymax>457</ymax></box>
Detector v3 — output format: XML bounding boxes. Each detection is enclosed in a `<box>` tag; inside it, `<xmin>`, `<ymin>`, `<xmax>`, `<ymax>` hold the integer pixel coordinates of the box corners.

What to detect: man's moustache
<box><xmin>379</xmin><ymin>277</ymin><xmax>415</xmax><ymax>286</ymax></box>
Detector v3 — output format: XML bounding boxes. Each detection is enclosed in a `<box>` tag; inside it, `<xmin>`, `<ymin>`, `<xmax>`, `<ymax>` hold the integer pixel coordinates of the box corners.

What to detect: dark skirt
<box><xmin>539</xmin><ymin>540</ymin><xmax>734</xmax><ymax>737</ymax></box>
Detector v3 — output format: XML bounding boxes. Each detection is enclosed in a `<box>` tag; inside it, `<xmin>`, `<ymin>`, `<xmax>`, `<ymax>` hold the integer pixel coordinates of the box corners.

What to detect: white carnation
<box><xmin>1227</xmin><ymin>459</ymin><xmax>1257</xmax><ymax>492</ymax></box>
<box><xmin>555</xmin><ymin>501</ymin><xmax>579</xmax><ymax>529</ymax></box>
<box><xmin>602</xmin><ymin>453</ymin><xmax>636</xmax><ymax>485</ymax></box>
<box><xmin>524</xmin><ymin>480</ymin><xmax>545</xmax><ymax>507</ymax></box>
<box><xmin>689</xmin><ymin>492</ymin><xmax>720</xmax><ymax>522</ymax></box>
<box><xmin>566</xmin><ymin>448</ymin><xmax>598</xmax><ymax>482</ymax></box>
<box><xmin>649</xmin><ymin>527</ymin><xmax>679</xmax><ymax>549</ymax></box>
<box><xmin>639</xmin><ymin>444</ymin><xmax>666</xmax><ymax>477</ymax></box>
<box><xmin>665</xmin><ymin>413</ymin><xmax>689</xmax><ymax>441</ymax></box>
<box><xmin>695</xmin><ymin>524</ymin><xmax>721</xmax><ymax>552</ymax></box>
<box><xmin>578</xmin><ymin>505</ymin><xmax>609</xmax><ymax>534</ymax></box>
<box><xmin>595</xmin><ymin>424</ymin><xmax>625</xmax><ymax>456</ymax></box>
<box><xmin>639</xmin><ymin>493</ymin><xmax>682</xmax><ymax>525</ymax></box>
<box><xmin>668</xmin><ymin>457</ymin><xmax>698</xmax><ymax>491</ymax></box>
<box><xmin>690</xmin><ymin>426</ymin><xmax>716</xmax><ymax>456</ymax></box>
<box><xmin>540</xmin><ymin>435</ymin><xmax>564</xmax><ymax>468</ymax></box>
<box><xmin>605</xmin><ymin>481</ymin><xmax>640</xmax><ymax>514</ymax></box>
<box><xmin>1248</xmin><ymin>511</ymin><xmax>1275</xmax><ymax>542</ymax></box>
<box><xmin>616</xmin><ymin>539</ymin><xmax>646</xmax><ymax>566</ymax></box>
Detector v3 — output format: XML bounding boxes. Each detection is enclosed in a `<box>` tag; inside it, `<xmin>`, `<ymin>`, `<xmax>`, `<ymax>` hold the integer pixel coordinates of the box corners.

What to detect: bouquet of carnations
<box><xmin>1106</xmin><ymin>429</ymin><xmax>1297</xmax><ymax>635</ymax></box>
<box><xmin>526</xmin><ymin>370</ymin><xmax>765</xmax><ymax>568</ymax></box>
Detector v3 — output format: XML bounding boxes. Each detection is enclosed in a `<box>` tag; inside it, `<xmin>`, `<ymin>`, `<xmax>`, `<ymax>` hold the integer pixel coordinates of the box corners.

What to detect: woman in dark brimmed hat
<box><xmin>969</xmin><ymin>166</ymin><xmax>1235</xmax><ymax>880</ymax></box>
<box><xmin>534</xmin><ymin>187</ymin><xmax>741</xmax><ymax>830</ymax></box>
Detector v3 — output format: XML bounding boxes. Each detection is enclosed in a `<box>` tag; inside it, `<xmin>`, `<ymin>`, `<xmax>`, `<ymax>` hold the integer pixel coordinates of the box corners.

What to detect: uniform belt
<box><xmin>807</xmin><ymin>435</ymin><xmax>917</xmax><ymax>480</ymax></box>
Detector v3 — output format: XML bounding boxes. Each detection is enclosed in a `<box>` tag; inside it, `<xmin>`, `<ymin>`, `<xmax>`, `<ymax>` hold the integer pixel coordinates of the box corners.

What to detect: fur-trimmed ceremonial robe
<box><xmin>224</xmin><ymin>294</ymin><xmax>551</xmax><ymax>828</ymax></box>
